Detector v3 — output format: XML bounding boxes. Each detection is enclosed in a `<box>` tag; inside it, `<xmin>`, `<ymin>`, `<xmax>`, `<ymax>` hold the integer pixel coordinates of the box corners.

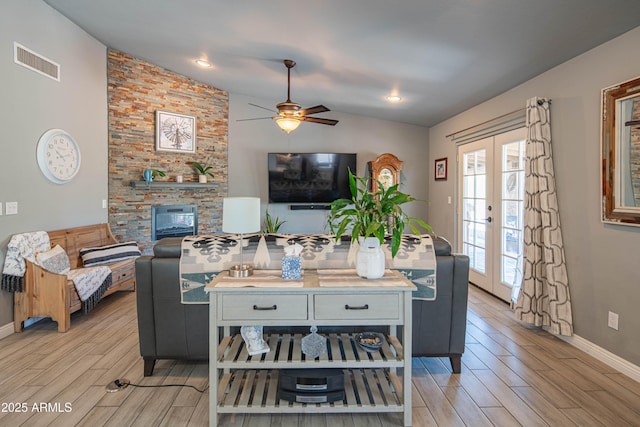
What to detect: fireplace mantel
<box><xmin>130</xmin><ymin>181</ymin><xmax>217</xmax><ymax>189</ymax></box>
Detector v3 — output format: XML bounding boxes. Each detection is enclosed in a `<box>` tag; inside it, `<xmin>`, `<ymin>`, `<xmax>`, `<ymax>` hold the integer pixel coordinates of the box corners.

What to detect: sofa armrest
<box><xmin>410</xmin><ymin>252</ymin><xmax>469</xmax><ymax>360</ymax></box>
<box><xmin>135</xmin><ymin>256</ymin><xmax>156</xmax><ymax>359</ymax></box>
<box><xmin>448</xmin><ymin>253</ymin><xmax>470</xmax><ymax>355</ymax></box>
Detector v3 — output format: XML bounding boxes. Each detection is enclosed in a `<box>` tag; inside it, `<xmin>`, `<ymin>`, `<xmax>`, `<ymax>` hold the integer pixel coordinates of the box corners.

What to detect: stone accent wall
<box><xmin>107</xmin><ymin>50</ymin><xmax>228</xmax><ymax>253</ymax></box>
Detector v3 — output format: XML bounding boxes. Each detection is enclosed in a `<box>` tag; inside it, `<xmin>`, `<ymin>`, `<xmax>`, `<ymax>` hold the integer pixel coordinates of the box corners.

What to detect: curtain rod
<box><xmin>445</xmin><ymin>98</ymin><xmax>551</xmax><ymax>139</ymax></box>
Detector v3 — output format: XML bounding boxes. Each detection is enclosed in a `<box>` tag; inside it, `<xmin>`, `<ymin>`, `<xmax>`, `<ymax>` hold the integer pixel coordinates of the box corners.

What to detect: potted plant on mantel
<box><xmin>191</xmin><ymin>162</ymin><xmax>214</xmax><ymax>183</ymax></box>
<box><xmin>143</xmin><ymin>169</ymin><xmax>166</xmax><ymax>183</ymax></box>
<box><xmin>327</xmin><ymin>169</ymin><xmax>432</xmax><ymax>279</ymax></box>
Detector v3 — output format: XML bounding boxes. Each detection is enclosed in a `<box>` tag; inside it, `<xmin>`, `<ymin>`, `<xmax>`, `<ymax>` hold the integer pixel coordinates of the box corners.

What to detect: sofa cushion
<box><xmin>80</xmin><ymin>241</ymin><xmax>141</xmax><ymax>266</ymax></box>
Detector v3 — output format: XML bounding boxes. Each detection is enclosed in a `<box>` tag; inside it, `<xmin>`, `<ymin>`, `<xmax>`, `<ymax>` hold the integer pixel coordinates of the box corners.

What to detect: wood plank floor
<box><xmin>1</xmin><ymin>284</ymin><xmax>640</xmax><ymax>426</ymax></box>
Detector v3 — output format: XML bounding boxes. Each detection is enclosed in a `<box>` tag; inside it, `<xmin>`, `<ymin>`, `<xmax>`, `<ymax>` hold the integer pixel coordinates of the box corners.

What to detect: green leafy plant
<box><xmin>327</xmin><ymin>169</ymin><xmax>432</xmax><ymax>257</ymax></box>
<box><xmin>262</xmin><ymin>209</ymin><xmax>286</xmax><ymax>233</ymax></box>
<box><xmin>152</xmin><ymin>169</ymin><xmax>166</xmax><ymax>179</ymax></box>
<box><xmin>191</xmin><ymin>162</ymin><xmax>214</xmax><ymax>179</ymax></box>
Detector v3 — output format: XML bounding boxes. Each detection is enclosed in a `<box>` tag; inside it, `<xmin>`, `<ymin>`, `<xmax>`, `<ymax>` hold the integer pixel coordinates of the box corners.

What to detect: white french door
<box><xmin>457</xmin><ymin>128</ymin><xmax>526</xmax><ymax>302</ymax></box>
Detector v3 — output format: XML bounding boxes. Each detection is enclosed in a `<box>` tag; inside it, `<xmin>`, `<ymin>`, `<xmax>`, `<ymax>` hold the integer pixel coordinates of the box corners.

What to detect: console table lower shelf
<box><xmin>218</xmin><ymin>368</ymin><xmax>404</xmax><ymax>414</ymax></box>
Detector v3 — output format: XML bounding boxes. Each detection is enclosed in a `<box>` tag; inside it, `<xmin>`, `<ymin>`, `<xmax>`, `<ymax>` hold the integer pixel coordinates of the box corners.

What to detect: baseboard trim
<box><xmin>557</xmin><ymin>332</ymin><xmax>640</xmax><ymax>383</ymax></box>
<box><xmin>0</xmin><ymin>322</ymin><xmax>14</xmax><ymax>340</ymax></box>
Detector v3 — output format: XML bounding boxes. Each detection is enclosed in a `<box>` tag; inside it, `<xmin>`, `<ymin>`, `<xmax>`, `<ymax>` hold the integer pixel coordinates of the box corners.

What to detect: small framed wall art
<box><xmin>434</xmin><ymin>157</ymin><xmax>447</xmax><ymax>181</ymax></box>
<box><xmin>155</xmin><ymin>110</ymin><xmax>196</xmax><ymax>153</ymax></box>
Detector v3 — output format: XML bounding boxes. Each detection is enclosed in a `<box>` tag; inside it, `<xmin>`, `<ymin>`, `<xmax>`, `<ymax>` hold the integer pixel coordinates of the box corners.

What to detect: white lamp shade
<box><xmin>222</xmin><ymin>197</ymin><xmax>261</xmax><ymax>233</ymax></box>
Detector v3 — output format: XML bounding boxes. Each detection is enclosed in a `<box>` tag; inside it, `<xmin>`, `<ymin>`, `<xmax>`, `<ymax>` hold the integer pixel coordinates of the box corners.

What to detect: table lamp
<box><xmin>222</xmin><ymin>197</ymin><xmax>261</xmax><ymax>277</ymax></box>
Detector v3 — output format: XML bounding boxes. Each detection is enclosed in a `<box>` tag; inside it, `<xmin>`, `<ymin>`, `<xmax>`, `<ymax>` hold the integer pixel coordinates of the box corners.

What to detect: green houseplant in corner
<box><xmin>191</xmin><ymin>161</ymin><xmax>214</xmax><ymax>183</ymax></box>
<box><xmin>327</xmin><ymin>169</ymin><xmax>431</xmax><ymax>278</ymax></box>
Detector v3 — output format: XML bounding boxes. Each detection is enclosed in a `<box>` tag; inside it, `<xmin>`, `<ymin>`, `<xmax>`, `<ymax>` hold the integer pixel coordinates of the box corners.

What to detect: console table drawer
<box><xmin>314</xmin><ymin>293</ymin><xmax>399</xmax><ymax>320</ymax></box>
<box><xmin>220</xmin><ymin>294</ymin><xmax>308</xmax><ymax>321</ymax></box>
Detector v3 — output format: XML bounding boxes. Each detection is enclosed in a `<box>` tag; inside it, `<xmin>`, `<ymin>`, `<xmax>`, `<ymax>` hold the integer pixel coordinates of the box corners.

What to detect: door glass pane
<box><xmin>462</xmin><ymin>149</ymin><xmax>487</xmax><ymax>274</ymax></box>
<box><xmin>464</xmin><ymin>243</ymin><xmax>475</xmax><ymax>268</ymax></box>
<box><xmin>475</xmin><ymin>247</ymin><xmax>486</xmax><ymax>272</ymax></box>
<box><xmin>502</xmin><ymin>256</ymin><xmax>518</xmax><ymax>285</ymax></box>
<box><xmin>476</xmin><ymin>174</ymin><xmax>487</xmax><ymax>199</ymax></box>
<box><xmin>475</xmin><ymin>150</ymin><xmax>487</xmax><ymax>174</ymax></box>
<box><xmin>463</xmin><ymin>176</ymin><xmax>475</xmax><ymax>198</ymax></box>
<box><xmin>501</xmin><ymin>141</ymin><xmax>525</xmax><ymax>285</ymax></box>
<box><xmin>503</xmin><ymin>142</ymin><xmax>522</xmax><ymax>170</ymax></box>
<box><xmin>465</xmin><ymin>153</ymin><xmax>475</xmax><ymax>175</ymax></box>
<box><xmin>463</xmin><ymin>220</ymin><xmax>475</xmax><ymax>244</ymax></box>
<box><xmin>475</xmin><ymin>199</ymin><xmax>486</xmax><ymax>221</ymax></box>
<box><xmin>503</xmin><ymin>172</ymin><xmax>519</xmax><ymax>199</ymax></box>
<box><xmin>474</xmin><ymin>223</ymin><xmax>486</xmax><ymax>249</ymax></box>
<box><xmin>503</xmin><ymin>200</ymin><xmax>522</xmax><ymax>229</ymax></box>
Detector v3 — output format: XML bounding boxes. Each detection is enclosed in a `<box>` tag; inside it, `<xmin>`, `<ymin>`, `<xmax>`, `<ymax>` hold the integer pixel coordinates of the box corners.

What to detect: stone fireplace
<box><xmin>107</xmin><ymin>50</ymin><xmax>228</xmax><ymax>253</ymax></box>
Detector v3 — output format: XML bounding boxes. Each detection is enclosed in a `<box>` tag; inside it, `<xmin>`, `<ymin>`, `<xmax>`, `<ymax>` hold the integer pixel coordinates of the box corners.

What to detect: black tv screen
<box><xmin>268</xmin><ymin>153</ymin><xmax>356</xmax><ymax>203</ymax></box>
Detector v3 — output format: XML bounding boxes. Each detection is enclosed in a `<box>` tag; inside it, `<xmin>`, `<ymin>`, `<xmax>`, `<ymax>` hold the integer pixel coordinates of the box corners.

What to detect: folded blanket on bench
<box><xmin>1</xmin><ymin>231</ymin><xmax>50</xmax><ymax>292</ymax></box>
<box><xmin>67</xmin><ymin>267</ymin><xmax>113</xmax><ymax>313</ymax></box>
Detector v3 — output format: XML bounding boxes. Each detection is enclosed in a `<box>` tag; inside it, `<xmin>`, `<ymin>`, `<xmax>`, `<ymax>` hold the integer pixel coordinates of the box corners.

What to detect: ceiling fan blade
<box><xmin>300</xmin><ymin>116</ymin><xmax>339</xmax><ymax>126</ymax></box>
<box><xmin>236</xmin><ymin>116</ymin><xmax>272</xmax><ymax>122</ymax></box>
<box><xmin>249</xmin><ymin>103</ymin><xmax>277</xmax><ymax>113</ymax></box>
<box><xmin>299</xmin><ymin>105</ymin><xmax>330</xmax><ymax>116</ymax></box>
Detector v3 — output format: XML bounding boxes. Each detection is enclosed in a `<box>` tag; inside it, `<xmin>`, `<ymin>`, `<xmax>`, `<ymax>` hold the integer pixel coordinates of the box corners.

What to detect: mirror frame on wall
<box><xmin>601</xmin><ymin>75</ymin><xmax>640</xmax><ymax>226</ymax></box>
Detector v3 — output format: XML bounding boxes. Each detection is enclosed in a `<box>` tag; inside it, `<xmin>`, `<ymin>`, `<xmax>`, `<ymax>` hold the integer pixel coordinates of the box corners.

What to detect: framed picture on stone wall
<box><xmin>155</xmin><ymin>110</ymin><xmax>196</xmax><ymax>153</ymax></box>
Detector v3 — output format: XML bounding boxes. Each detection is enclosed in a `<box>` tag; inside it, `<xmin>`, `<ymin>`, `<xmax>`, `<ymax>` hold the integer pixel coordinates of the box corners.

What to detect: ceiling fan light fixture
<box><xmin>195</xmin><ymin>59</ymin><xmax>212</xmax><ymax>68</ymax></box>
<box><xmin>275</xmin><ymin>117</ymin><xmax>301</xmax><ymax>133</ymax></box>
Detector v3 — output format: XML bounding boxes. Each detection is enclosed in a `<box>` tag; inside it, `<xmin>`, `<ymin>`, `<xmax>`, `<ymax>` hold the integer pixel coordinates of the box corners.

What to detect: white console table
<box><xmin>205</xmin><ymin>269</ymin><xmax>415</xmax><ymax>426</ymax></box>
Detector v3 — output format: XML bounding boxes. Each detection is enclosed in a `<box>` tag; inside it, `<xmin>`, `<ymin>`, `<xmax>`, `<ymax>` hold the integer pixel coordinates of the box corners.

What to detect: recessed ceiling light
<box><xmin>195</xmin><ymin>59</ymin><xmax>212</xmax><ymax>68</ymax></box>
<box><xmin>386</xmin><ymin>95</ymin><xmax>402</xmax><ymax>103</ymax></box>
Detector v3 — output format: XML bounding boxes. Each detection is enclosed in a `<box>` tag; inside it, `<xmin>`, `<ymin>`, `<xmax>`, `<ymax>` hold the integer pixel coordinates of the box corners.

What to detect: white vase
<box><xmin>198</xmin><ymin>174</ymin><xmax>207</xmax><ymax>183</ymax></box>
<box><xmin>356</xmin><ymin>237</ymin><xmax>385</xmax><ymax>279</ymax></box>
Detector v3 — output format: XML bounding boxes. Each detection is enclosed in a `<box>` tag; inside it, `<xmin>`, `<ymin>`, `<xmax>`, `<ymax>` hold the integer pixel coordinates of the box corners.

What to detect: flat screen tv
<box><xmin>268</xmin><ymin>153</ymin><xmax>357</xmax><ymax>203</ymax></box>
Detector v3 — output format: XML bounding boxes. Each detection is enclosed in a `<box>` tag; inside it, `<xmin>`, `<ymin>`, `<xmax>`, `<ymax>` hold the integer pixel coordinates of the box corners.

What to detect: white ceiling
<box><xmin>45</xmin><ymin>0</ymin><xmax>640</xmax><ymax>127</ymax></box>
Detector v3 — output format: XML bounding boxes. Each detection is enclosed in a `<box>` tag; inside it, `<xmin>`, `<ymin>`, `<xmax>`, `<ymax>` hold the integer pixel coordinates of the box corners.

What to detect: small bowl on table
<box><xmin>355</xmin><ymin>332</ymin><xmax>385</xmax><ymax>352</ymax></box>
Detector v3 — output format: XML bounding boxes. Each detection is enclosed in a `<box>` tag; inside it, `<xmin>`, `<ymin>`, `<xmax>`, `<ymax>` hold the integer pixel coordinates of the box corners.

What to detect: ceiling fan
<box><xmin>238</xmin><ymin>59</ymin><xmax>339</xmax><ymax>133</ymax></box>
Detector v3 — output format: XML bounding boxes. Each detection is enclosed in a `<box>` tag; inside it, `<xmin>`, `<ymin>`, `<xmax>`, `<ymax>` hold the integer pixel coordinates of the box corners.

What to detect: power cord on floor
<box><xmin>106</xmin><ymin>378</ymin><xmax>209</xmax><ymax>393</ymax></box>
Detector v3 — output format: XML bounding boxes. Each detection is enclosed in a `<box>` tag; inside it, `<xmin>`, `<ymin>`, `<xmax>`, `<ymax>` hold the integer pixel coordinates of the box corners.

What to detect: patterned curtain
<box><xmin>513</xmin><ymin>97</ymin><xmax>574</xmax><ymax>336</ymax></box>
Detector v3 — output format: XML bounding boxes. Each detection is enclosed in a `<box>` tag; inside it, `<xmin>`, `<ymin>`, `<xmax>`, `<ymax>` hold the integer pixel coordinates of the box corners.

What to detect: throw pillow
<box><xmin>36</xmin><ymin>244</ymin><xmax>70</xmax><ymax>275</ymax></box>
<box><xmin>80</xmin><ymin>241</ymin><xmax>141</xmax><ymax>267</ymax></box>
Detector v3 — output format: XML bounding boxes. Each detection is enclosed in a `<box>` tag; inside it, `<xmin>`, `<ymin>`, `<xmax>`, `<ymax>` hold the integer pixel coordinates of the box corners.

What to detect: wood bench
<box><xmin>14</xmin><ymin>223</ymin><xmax>137</xmax><ymax>333</ymax></box>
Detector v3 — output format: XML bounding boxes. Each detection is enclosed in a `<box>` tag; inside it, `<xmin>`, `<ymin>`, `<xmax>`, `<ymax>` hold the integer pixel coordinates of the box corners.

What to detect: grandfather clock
<box><xmin>368</xmin><ymin>153</ymin><xmax>403</xmax><ymax>193</ymax></box>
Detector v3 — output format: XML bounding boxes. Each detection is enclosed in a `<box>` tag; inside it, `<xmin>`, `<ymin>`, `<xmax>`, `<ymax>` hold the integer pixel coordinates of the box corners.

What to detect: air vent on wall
<box><xmin>14</xmin><ymin>42</ymin><xmax>60</xmax><ymax>81</ymax></box>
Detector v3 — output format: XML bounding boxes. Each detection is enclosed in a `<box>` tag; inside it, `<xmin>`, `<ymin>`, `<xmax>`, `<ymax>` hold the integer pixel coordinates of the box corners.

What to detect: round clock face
<box><xmin>378</xmin><ymin>168</ymin><xmax>395</xmax><ymax>190</ymax></box>
<box><xmin>36</xmin><ymin>129</ymin><xmax>81</xmax><ymax>184</ymax></box>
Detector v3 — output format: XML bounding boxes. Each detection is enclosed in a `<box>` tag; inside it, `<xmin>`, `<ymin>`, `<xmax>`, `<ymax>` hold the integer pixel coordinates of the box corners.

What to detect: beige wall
<box><xmin>0</xmin><ymin>0</ymin><xmax>108</xmax><ymax>327</ymax></box>
<box><xmin>428</xmin><ymin>26</ymin><xmax>640</xmax><ymax>365</ymax></box>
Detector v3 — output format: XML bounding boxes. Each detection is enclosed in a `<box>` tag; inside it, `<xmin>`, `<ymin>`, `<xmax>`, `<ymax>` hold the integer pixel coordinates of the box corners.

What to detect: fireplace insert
<box><xmin>151</xmin><ymin>204</ymin><xmax>198</xmax><ymax>241</ymax></box>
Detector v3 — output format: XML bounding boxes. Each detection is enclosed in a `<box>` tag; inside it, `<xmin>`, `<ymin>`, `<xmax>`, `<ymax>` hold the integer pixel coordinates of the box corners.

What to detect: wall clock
<box><xmin>36</xmin><ymin>129</ymin><xmax>81</xmax><ymax>184</ymax></box>
<box><xmin>368</xmin><ymin>153</ymin><xmax>403</xmax><ymax>193</ymax></box>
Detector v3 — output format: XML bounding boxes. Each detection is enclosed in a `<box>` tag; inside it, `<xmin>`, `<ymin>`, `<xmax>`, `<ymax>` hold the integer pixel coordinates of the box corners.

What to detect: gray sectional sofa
<box><xmin>135</xmin><ymin>233</ymin><xmax>470</xmax><ymax>376</ymax></box>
